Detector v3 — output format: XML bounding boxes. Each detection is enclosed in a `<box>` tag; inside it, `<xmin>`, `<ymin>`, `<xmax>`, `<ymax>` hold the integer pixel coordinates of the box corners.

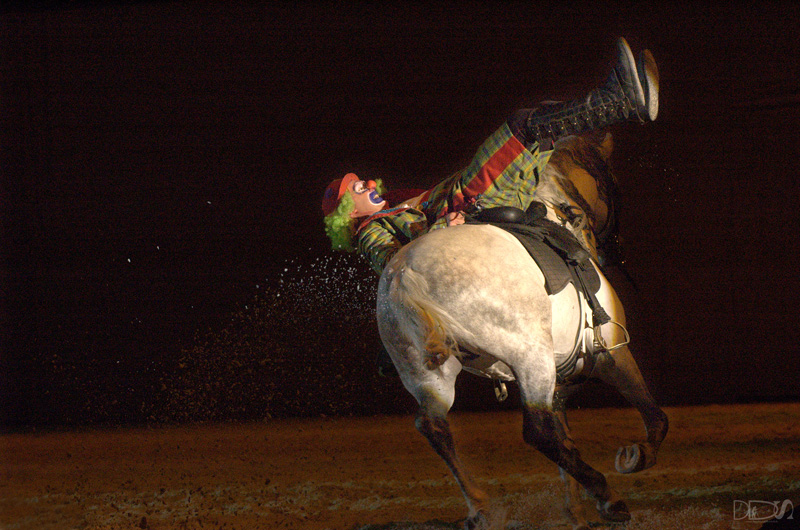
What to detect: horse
<box><xmin>375</xmin><ymin>132</ymin><xmax>669</xmax><ymax>530</ymax></box>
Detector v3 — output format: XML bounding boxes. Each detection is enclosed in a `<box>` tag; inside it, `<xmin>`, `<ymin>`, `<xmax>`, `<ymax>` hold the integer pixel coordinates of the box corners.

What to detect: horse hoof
<box><xmin>464</xmin><ymin>510</ymin><xmax>489</xmax><ymax>530</ymax></box>
<box><xmin>615</xmin><ymin>443</ymin><xmax>655</xmax><ymax>473</ymax></box>
<box><xmin>597</xmin><ymin>499</ymin><xmax>631</xmax><ymax>522</ymax></box>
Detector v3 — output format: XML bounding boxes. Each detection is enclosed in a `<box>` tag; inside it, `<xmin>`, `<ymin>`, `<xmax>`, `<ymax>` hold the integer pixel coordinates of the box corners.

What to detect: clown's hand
<box><xmin>446</xmin><ymin>211</ymin><xmax>465</xmax><ymax>226</ymax></box>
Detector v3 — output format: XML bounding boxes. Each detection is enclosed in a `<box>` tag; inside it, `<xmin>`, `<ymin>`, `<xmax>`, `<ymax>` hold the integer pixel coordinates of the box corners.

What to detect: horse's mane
<box><xmin>551</xmin><ymin>133</ymin><xmax>617</xmax><ymax>204</ymax></box>
<box><xmin>535</xmin><ymin>132</ymin><xmax>620</xmax><ymax>252</ymax></box>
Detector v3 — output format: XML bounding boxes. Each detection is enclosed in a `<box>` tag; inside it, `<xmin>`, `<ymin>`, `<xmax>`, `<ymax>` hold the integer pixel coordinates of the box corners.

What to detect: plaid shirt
<box><xmin>357</xmin><ymin>123</ymin><xmax>552</xmax><ymax>274</ymax></box>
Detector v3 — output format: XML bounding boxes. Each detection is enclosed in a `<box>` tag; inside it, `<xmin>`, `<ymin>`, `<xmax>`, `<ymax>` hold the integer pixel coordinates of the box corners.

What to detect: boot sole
<box><xmin>638</xmin><ymin>49</ymin><xmax>659</xmax><ymax>121</ymax></box>
<box><xmin>616</xmin><ymin>37</ymin><xmax>646</xmax><ymax>119</ymax></box>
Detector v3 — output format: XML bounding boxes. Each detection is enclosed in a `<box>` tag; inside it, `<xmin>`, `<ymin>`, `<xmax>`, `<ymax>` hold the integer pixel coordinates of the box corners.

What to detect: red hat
<box><xmin>321</xmin><ymin>173</ymin><xmax>359</xmax><ymax>216</ymax></box>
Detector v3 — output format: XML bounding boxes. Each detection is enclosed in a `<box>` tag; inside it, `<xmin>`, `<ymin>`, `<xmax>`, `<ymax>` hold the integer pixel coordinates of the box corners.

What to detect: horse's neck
<box><xmin>568</xmin><ymin>169</ymin><xmax>609</xmax><ymax>229</ymax></box>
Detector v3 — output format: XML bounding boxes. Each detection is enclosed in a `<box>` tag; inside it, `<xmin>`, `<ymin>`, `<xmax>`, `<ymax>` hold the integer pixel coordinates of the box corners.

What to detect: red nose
<box><xmin>366</xmin><ymin>180</ymin><xmax>377</xmax><ymax>190</ymax></box>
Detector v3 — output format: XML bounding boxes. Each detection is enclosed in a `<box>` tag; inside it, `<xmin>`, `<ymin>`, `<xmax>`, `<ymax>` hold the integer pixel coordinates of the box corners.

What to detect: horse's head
<box><xmin>537</xmin><ymin>132</ymin><xmax>623</xmax><ymax>266</ymax></box>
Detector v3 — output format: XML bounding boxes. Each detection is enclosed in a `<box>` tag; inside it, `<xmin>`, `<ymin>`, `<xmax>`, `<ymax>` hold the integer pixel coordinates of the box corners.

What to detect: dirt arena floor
<box><xmin>2</xmin><ymin>403</ymin><xmax>799</xmax><ymax>530</ymax></box>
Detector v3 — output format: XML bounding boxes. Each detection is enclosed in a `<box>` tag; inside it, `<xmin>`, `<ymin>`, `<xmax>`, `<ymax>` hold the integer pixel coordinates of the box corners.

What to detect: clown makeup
<box><xmin>348</xmin><ymin>179</ymin><xmax>386</xmax><ymax>218</ymax></box>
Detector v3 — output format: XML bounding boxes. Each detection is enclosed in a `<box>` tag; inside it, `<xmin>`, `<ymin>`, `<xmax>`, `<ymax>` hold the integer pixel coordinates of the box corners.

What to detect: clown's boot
<box><xmin>513</xmin><ymin>37</ymin><xmax>659</xmax><ymax>148</ymax></box>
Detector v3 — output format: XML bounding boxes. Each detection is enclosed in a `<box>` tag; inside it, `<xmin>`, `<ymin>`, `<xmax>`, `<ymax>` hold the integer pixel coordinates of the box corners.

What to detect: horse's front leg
<box><xmin>415</xmin><ymin>401</ymin><xmax>490</xmax><ymax>529</ymax></box>
<box><xmin>596</xmin><ymin>345</ymin><xmax>669</xmax><ymax>473</ymax></box>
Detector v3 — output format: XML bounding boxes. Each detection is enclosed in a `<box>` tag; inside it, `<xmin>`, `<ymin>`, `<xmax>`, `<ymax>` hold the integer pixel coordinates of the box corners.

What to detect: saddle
<box><xmin>465</xmin><ymin>203</ymin><xmax>619</xmax><ymax>386</ymax></box>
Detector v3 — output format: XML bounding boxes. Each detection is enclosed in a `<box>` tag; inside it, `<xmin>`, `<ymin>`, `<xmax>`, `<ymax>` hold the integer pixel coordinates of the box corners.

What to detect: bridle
<box><xmin>549</xmin><ymin>157</ymin><xmax>624</xmax><ymax>269</ymax></box>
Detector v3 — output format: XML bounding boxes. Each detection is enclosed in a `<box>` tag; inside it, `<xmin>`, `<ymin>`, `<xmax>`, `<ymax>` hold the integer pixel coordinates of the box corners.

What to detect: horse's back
<box><xmin>379</xmin><ymin>224</ymin><xmax>554</xmax><ymax>369</ymax></box>
<box><xmin>399</xmin><ymin>223</ymin><xmax>546</xmax><ymax>289</ymax></box>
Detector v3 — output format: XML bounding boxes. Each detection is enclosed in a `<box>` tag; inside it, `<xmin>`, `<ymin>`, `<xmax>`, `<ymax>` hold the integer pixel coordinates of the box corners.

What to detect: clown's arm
<box><xmin>356</xmin><ymin>208</ymin><xmax>432</xmax><ymax>275</ymax></box>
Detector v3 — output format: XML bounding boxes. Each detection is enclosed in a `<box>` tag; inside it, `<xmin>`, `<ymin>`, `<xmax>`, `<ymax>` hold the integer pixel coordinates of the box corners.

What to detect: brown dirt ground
<box><xmin>2</xmin><ymin>403</ymin><xmax>799</xmax><ymax>530</ymax></box>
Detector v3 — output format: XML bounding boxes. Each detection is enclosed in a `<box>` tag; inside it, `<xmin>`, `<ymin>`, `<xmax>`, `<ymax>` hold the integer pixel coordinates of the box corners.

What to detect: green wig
<box><xmin>323</xmin><ymin>179</ymin><xmax>385</xmax><ymax>252</ymax></box>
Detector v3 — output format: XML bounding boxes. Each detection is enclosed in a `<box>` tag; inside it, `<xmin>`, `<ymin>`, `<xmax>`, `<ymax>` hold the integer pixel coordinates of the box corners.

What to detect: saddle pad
<box><xmin>512</xmin><ymin>236</ymin><xmax>574</xmax><ymax>295</ymax></box>
<box><xmin>484</xmin><ymin>221</ymin><xmax>602</xmax><ymax>297</ymax></box>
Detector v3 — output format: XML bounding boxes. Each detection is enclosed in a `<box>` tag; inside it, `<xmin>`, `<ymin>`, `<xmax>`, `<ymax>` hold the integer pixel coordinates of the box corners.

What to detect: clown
<box><xmin>322</xmin><ymin>38</ymin><xmax>659</xmax><ymax>275</ymax></box>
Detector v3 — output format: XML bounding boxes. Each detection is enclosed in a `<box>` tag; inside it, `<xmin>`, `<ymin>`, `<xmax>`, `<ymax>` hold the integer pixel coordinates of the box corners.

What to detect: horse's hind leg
<box><xmin>415</xmin><ymin>395</ymin><xmax>490</xmax><ymax>529</ymax></box>
<box><xmin>553</xmin><ymin>389</ymin><xmax>591</xmax><ymax>530</ymax></box>
<box><xmin>378</xmin><ymin>281</ymin><xmax>489</xmax><ymax>528</ymax></box>
<box><xmin>596</xmin><ymin>345</ymin><xmax>669</xmax><ymax>473</ymax></box>
<box><xmin>516</xmin><ymin>368</ymin><xmax>631</xmax><ymax>523</ymax></box>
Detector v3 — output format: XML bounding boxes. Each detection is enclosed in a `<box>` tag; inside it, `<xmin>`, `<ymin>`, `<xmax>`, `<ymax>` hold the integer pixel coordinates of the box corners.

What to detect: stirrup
<box><xmin>593</xmin><ymin>320</ymin><xmax>630</xmax><ymax>352</ymax></box>
<box><xmin>493</xmin><ymin>379</ymin><xmax>508</xmax><ymax>402</ymax></box>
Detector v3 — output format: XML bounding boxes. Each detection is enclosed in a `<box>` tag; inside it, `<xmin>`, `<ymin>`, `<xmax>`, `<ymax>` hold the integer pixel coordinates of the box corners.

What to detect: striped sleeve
<box><xmin>357</xmin><ymin>208</ymin><xmax>429</xmax><ymax>274</ymax></box>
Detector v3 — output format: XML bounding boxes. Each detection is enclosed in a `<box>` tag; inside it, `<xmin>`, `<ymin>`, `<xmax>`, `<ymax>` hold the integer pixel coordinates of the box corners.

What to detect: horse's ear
<box><xmin>599</xmin><ymin>132</ymin><xmax>614</xmax><ymax>161</ymax></box>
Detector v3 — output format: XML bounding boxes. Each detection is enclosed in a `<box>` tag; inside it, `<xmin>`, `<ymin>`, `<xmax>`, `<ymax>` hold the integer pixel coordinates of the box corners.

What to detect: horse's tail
<box><xmin>390</xmin><ymin>265</ymin><xmax>464</xmax><ymax>370</ymax></box>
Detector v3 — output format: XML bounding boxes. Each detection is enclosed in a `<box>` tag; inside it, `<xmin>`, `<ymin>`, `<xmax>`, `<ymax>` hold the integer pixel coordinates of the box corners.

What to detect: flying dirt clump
<box><xmin>155</xmin><ymin>252</ymin><xmax>413</xmax><ymax>423</ymax></box>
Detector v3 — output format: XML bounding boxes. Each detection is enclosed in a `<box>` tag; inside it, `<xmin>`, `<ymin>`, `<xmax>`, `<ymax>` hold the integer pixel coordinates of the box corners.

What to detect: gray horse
<box><xmin>376</xmin><ymin>133</ymin><xmax>668</xmax><ymax>530</ymax></box>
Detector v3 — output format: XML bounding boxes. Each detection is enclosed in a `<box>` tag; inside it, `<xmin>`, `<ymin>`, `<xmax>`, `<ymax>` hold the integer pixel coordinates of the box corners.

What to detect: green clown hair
<box><xmin>323</xmin><ymin>191</ymin><xmax>356</xmax><ymax>252</ymax></box>
<box><xmin>323</xmin><ymin>179</ymin><xmax>386</xmax><ymax>252</ymax></box>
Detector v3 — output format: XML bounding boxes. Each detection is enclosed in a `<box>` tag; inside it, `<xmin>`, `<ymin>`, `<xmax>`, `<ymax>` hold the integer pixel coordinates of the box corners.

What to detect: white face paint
<box><xmin>348</xmin><ymin>179</ymin><xmax>386</xmax><ymax>218</ymax></box>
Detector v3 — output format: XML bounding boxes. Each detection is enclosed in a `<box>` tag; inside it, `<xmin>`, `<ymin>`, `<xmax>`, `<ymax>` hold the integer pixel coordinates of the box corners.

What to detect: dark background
<box><xmin>3</xmin><ymin>1</ymin><xmax>799</xmax><ymax>429</ymax></box>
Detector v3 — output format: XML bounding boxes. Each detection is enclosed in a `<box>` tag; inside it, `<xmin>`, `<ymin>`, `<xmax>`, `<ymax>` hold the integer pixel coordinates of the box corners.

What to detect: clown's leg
<box><xmin>510</xmin><ymin>37</ymin><xmax>658</xmax><ymax>149</ymax></box>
